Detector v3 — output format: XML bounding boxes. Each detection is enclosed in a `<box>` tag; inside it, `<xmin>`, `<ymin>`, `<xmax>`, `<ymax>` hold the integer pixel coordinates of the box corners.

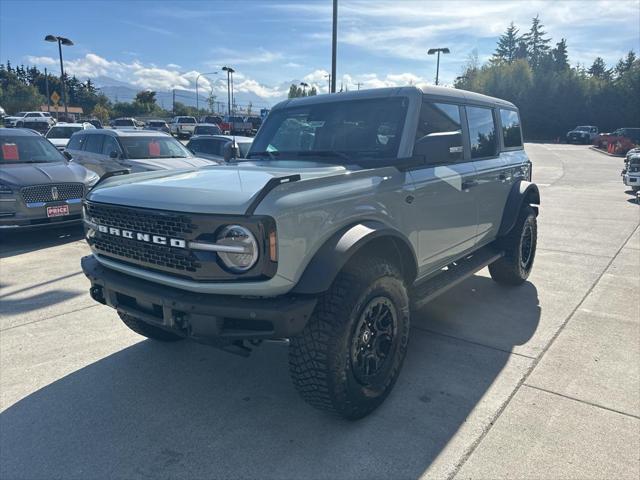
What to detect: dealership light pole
<box><xmin>331</xmin><ymin>0</ymin><xmax>337</xmax><ymax>93</ymax></box>
<box><xmin>222</xmin><ymin>66</ymin><xmax>234</xmax><ymax>116</ymax></box>
<box><xmin>300</xmin><ymin>82</ymin><xmax>308</xmax><ymax>95</ymax></box>
<box><xmin>45</xmin><ymin>34</ymin><xmax>73</xmax><ymax>117</ymax></box>
<box><xmin>195</xmin><ymin>71</ymin><xmax>218</xmax><ymax>112</ymax></box>
<box><xmin>427</xmin><ymin>47</ymin><xmax>450</xmax><ymax>86</ymax></box>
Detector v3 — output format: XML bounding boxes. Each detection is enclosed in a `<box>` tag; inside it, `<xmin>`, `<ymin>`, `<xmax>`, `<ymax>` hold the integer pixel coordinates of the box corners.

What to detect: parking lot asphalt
<box><xmin>1</xmin><ymin>144</ymin><xmax>638</xmax><ymax>480</ymax></box>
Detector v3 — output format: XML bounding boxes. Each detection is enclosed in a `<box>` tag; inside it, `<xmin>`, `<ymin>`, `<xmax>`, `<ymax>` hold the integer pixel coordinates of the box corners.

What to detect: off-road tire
<box><xmin>289</xmin><ymin>256</ymin><xmax>410</xmax><ymax>420</ymax></box>
<box><xmin>118</xmin><ymin>311</ymin><xmax>184</xmax><ymax>342</ymax></box>
<box><xmin>489</xmin><ymin>205</ymin><xmax>537</xmax><ymax>285</ymax></box>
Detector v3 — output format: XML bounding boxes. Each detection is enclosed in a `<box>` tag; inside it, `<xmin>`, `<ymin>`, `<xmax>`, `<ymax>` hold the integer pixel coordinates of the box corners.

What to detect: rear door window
<box><xmin>84</xmin><ymin>134</ymin><xmax>104</xmax><ymax>154</ymax></box>
<box><xmin>467</xmin><ymin>106</ymin><xmax>498</xmax><ymax>159</ymax></box>
<box><xmin>67</xmin><ymin>133</ymin><xmax>87</xmax><ymax>150</ymax></box>
<box><xmin>101</xmin><ymin>136</ymin><xmax>121</xmax><ymax>156</ymax></box>
<box><xmin>499</xmin><ymin>109</ymin><xmax>523</xmax><ymax>149</ymax></box>
<box><xmin>414</xmin><ymin>101</ymin><xmax>463</xmax><ymax>162</ymax></box>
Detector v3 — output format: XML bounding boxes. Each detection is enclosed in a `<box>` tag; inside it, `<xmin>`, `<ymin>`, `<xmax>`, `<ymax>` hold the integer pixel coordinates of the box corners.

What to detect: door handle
<box><xmin>462</xmin><ymin>179</ymin><xmax>478</xmax><ymax>189</ymax></box>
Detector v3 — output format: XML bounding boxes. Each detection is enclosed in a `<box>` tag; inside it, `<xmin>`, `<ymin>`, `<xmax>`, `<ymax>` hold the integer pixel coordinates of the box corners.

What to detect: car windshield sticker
<box><xmin>2</xmin><ymin>143</ymin><xmax>19</xmax><ymax>160</ymax></box>
<box><xmin>148</xmin><ymin>140</ymin><xmax>160</xmax><ymax>157</ymax></box>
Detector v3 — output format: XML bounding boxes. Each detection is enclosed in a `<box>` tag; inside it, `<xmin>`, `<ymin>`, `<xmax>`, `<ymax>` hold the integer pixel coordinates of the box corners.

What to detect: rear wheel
<box><xmin>118</xmin><ymin>312</ymin><xmax>184</xmax><ymax>342</ymax></box>
<box><xmin>489</xmin><ymin>206</ymin><xmax>537</xmax><ymax>285</ymax></box>
<box><xmin>289</xmin><ymin>256</ymin><xmax>410</xmax><ymax>420</ymax></box>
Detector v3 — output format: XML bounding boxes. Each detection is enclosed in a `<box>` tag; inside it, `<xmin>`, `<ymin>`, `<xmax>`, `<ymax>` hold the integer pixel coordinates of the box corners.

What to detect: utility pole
<box><xmin>44</xmin><ymin>68</ymin><xmax>50</xmax><ymax>112</ymax></box>
<box><xmin>355</xmin><ymin>81</ymin><xmax>363</xmax><ymax>90</ymax></box>
<box><xmin>45</xmin><ymin>35</ymin><xmax>73</xmax><ymax>117</ymax></box>
<box><xmin>331</xmin><ymin>0</ymin><xmax>337</xmax><ymax>93</ymax></box>
<box><xmin>325</xmin><ymin>73</ymin><xmax>331</xmax><ymax>92</ymax></box>
<box><xmin>222</xmin><ymin>66</ymin><xmax>235</xmax><ymax>117</ymax></box>
<box><xmin>427</xmin><ymin>47</ymin><xmax>450</xmax><ymax>86</ymax></box>
<box><xmin>172</xmin><ymin>89</ymin><xmax>176</xmax><ymax>115</ymax></box>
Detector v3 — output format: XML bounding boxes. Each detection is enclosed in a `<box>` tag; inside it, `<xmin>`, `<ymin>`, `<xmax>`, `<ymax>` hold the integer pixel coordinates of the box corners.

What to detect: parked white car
<box><xmin>4</xmin><ymin>111</ymin><xmax>55</xmax><ymax>129</ymax></box>
<box><xmin>169</xmin><ymin>116</ymin><xmax>197</xmax><ymax>139</ymax></box>
<box><xmin>45</xmin><ymin>122</ymin><xmax>96</xmax><ymax>150</ymax></box>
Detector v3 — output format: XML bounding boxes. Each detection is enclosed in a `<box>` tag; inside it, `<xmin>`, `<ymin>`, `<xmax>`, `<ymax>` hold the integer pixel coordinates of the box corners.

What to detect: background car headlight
<box><xmin>216</xmin><ymin>225</ymin><xmax>259</xmax><ymax>272</ymax></box>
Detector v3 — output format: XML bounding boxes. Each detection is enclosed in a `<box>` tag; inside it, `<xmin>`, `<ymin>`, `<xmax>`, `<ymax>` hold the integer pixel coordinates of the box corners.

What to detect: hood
<box><xmin>130</xmin><ymin>156</ymin><xmax>217</xmax><ymax>171</ymax></box>
<box><xmin>87</xmin><ymin>161</ymin><xmax>348</xmax><ymax>214</ymax></box>
<box><xmin>0</xmin><ymin>161</ymin><xmax>97</xmax><ymax>187</ymax></box>
<box><xmin>48</xmin><ymin>138</ymin><xmax>69</xmax><ymax>147</ymax></box>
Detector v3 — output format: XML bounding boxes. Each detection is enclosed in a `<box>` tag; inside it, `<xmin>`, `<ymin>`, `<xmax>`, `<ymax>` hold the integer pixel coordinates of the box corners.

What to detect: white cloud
<box><xmin>206</xmin><ymin>47</ymin><xmax>284</xmax><ymax>67</ymax></box>
<box><xmin>166</xmin><ymin>63</ymin><xmax>181</xmax><ymax>69</ymax></box>
<box><xmin>24</xmin><ymin>55</ymin><xmax>57</xmax><ymax>66</ymax></box>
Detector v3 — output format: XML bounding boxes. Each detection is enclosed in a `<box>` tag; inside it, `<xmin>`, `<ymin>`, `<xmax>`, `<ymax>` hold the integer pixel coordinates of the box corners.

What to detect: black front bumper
<box><xmin>81</xmin><ymin>255</ymin><xmax>317</xmax><ymax>342</ymax></box>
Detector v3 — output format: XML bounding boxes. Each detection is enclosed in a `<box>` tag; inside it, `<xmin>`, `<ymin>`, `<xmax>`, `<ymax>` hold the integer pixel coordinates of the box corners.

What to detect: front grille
<box><xmin>92</xmin><ymin>236</ymin><xmax>201</xmax><ymax>273</ymax></box>
<box><xmin>21</xmin><ymin>183</ymin><xmax>84</xmax><ymax>203</ymax></box>
<box><xmin>85</xmin><ymin>202</ymin><xmax>197</xmax><ymax>237</ymax></box>
<box><xmin>86</xmin><ymin>202</ymin><xmax>202</xmax><ymax>276</ymax></box>
<box><xmin>84</xmin><ymin>202</ymin><xmax>276</xmax><ymax>281</ymax></box>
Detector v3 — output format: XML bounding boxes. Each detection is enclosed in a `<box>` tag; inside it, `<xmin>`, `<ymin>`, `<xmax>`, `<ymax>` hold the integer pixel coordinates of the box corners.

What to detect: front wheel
<box><xmin>289</xmin><ymin>257</ymin><xmax>410</xmax><ymax>420</ymax></box>
<box><xmin>489</xmin><ymin>206</ymin><xmax>537</xmax><ymax>285</ymax></box>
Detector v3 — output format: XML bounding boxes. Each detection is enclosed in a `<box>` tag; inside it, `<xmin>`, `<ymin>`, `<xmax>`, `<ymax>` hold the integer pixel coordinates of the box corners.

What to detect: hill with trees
<box><xmin>455</xmin><ymin>15</ymin><xmax>639</xmax><ymax>140</ymax></box>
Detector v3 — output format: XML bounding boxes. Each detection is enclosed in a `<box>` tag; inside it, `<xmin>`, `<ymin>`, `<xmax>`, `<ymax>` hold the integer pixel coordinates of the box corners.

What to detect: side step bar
<box><xmin>411</xmin><ymin>246</ymin><xmax>504</xmax><ymax>309</ymax></box>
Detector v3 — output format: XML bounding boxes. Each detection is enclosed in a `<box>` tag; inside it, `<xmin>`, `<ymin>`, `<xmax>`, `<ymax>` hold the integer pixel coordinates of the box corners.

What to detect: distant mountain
<box><xmin>94</xmin><ymin>77</ymin><xmax>280</xmax><ymax>113</ymax></box>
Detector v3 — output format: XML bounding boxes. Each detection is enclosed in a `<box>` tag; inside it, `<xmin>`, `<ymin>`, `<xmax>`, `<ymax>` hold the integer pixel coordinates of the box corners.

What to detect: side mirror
<box><xmin>63</xmin><ymin>151</ymin><xmax>73</xmax><ymax>161</ymax></box>
<box><xmin>223</xmin><ymin>143</ymin><xmax>240</xmax><ymax>162</ymax></box>
<box><xmin>109</xmin><ymin>151</ymin><xmax>119</xmax><ymax>159</ymax></box>
<box><xmin>413</xmin><ymin>132</ymin><xmax>463</xmax><ymax>165</ymax></box>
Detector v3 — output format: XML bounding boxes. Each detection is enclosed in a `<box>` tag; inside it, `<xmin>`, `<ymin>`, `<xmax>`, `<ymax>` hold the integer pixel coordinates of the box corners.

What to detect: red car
<box><xmin>594</xmin><ymin>128</ymin><xmax>640</xmax><ymax>155</ymax></box>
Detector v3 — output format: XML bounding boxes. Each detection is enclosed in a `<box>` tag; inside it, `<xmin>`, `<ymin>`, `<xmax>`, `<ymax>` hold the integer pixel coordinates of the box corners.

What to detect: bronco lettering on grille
<box><xmin>96</xmin><ymin>224</ymin><xmax>187</xmax><ymax>248</ymax></box>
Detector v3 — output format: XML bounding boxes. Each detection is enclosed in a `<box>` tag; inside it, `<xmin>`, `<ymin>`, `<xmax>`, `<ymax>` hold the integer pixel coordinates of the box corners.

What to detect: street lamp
<box><xmin>44</xmin><ymin>34</ymin><xmax>73</xmax><ymax>117</ymax></box>
<box><xmin>300</xmin><ymin>82</ymin><xmax>309</xmax><ymax>95</ymax></box>
<box><xmin>427</xmin><ymin>47</ymin><xmax>450</xmax><ymax>86</ymax></box>
<box><xmin>222</xmin><ymin>66</ymin><xmax>235</xmax><ymax>117</ymax></box>
<box><xmin>195</xmin><ymin>71</ymin><xmax>218</xmax><ymax>112</ymax></box>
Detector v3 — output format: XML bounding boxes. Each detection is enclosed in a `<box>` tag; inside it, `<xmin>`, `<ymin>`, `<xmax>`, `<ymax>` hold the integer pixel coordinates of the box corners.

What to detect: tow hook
<box><xmin>89</xmin><ymin>286</ymin><xmax>106</xmax><ymax>305</ymax></box>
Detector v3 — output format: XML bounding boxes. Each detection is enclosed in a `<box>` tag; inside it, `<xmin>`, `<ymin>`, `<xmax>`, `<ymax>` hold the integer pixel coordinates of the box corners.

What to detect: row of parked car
<box><xmin>566</xmin><ymin>125</ymin><xmax>640</xmax><ymax>155</ymax></box>
<box><xmin>108</xmin><ymin>114</ymin><xmax>264</xmax><ymax>139</ymax></box>
<box><xmin>0</xmin><ymin>124</ymin><xmax>253</xmax><ymax>230</ymax></box>
<box><xmin>622</xmin><ymin>147</ymin><xmax>640</xmax><ymax>194</ymax></box>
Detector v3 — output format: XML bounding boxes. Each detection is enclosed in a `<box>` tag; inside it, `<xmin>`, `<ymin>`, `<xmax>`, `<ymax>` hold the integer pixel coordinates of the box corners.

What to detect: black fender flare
<box><xmin>291</xmin><ymin>220</ymin><xmax>418</xmax><ymax>295</ymax></box>
<box><xmin>498</xmin><ymin>180</ymin><xmax>540</xmax><ymax>237</ymax></box>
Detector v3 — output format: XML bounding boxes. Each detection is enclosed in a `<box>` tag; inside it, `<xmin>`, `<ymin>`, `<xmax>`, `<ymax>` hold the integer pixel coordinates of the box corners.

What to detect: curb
<box><xmin>589</xmin><ymin>146</ymin><xmax>625</xmax><ymax>158</ymax></box>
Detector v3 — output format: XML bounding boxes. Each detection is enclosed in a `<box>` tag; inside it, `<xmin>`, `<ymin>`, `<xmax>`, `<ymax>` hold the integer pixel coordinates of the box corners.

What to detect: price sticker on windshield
<box><xmin>2</xmin><ymin>143</ymin><xmax>19</xmax><ymax>160</ymax></box>
<box><xmin>148</xmin><ymin>141</ymin><xmax>160</xmax><ymax>157</ymax></box>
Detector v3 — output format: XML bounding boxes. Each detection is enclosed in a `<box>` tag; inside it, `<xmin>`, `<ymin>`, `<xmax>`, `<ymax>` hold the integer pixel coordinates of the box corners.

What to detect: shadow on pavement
<box><xmin>0</xmin><ymin>224</ymin><xmax>84</xmax><ymax>259</ymax></box>
<box><xmin>0</xmin><ymin>276</ymin><xmax>540</xmax><ymax>480</ymax></box>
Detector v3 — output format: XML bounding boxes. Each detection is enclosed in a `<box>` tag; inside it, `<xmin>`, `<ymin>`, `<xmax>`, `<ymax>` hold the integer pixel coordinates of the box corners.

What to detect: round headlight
<box><xmin>216</xmin><ymin>225</ymin><xmax>259</xmax><ymax>272</ymax></box>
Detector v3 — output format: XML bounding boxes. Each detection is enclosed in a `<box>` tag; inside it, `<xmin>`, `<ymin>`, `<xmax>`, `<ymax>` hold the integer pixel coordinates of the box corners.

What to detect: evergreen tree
<box><xmin>588</xmin><ymin>57</ymin><xmax>610</xmax><ymax>79</ymax></box>
<box><xmin>514</xmin><ymin>40</ymin><xmax>529</xmax><ymax>61</ymax></box>
<box><xmin>492</xmin><ymin>22</ymin><xmax>520</xmax><ymax>63</ymax></box>
<box><xmin>552</xmin><ymin>39</ymin><xmax>569</xmax><ymax>71</ymax></box>
<box><xmin>522</xmin><ymin>15</ymin><xmax>551</xmax><ymax>69</ymax></box>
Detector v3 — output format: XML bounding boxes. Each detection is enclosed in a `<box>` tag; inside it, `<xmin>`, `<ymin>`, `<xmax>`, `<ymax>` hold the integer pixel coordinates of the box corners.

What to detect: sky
<box><xmin>0</xmin><ymin>0</ymin><xmax>639</xmax><ymax>107</ymax></box>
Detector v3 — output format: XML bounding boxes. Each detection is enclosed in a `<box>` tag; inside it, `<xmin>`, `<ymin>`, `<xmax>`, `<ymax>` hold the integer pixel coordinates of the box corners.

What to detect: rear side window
<box><xmin>67</xmin><ymin>133</ymin><xmax>86</xmax><ymax>150</ymax></box>
<box><xmin>500</xmin><ymin>109</ymin><xmax>523</xmax><ymax>149</ymax></box>
<box><xmin>189</xmin><ymin>138</ymin><xmax>224</xmax><ymax>155</ymax></box>
<box><xmin>102</xmin><ymin>136</ymin><xmax>121</xmax><ymax>155</ymax></box>
<box><xmin>84</xmin><ymin>134</ymin><xmax>104</xmax><ymax>154</ymax></box>
<box><xmin>415</xmin><ymin>101</ymin><xmax>463</xmax><ymax>161</ymax></box>
<box><xmin>467</xmin><ymin>106</ymin><xmax>498</xmax><ymax>159</ymax></box>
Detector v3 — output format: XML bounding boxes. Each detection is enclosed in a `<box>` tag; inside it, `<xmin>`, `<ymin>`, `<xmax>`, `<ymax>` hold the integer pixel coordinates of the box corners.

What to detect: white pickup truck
<box><xmin>170</xmin><ymin>116</ymin><xmax>197</xmax><ymax>139</ymax></box>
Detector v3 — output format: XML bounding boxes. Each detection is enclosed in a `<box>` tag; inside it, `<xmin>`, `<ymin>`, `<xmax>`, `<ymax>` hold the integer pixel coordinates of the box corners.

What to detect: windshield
<box><xmin>178</xmin><ymin>117</ymin><xmax>196</xmax><ymax>124</ymax></box>
<box><xmin>237</xmin><ymin>142</ymin><xmax>252</xmax><ymax>157</ymax></box>
<box><xmin>148</xmin><ymin>121</ymin><xmax>165</xmax><ymax>127</ymax></box>
<box><xmin>249</xmin><ymin>97</ymin><xmax>408</xmax><ymax>163</ymax></box>
<box><xmin>575</xmin><ymin>126</ymin><xmax>590</xmax><ymax>131</ymax></box>
<box><xmin>46</xmin><ymin>126</ymin><xmax>82</xmax><ymax>139</ymax></box>
<box><xmin>119</xmin><ymin>136</ymin><xmax>192</xmax><ymax>159</ymax></box>
<box><xmin>194</xmin><ymin>125</ymin><xmax>221</xmax><ymax>135</ymax></box>
<box><xmin>1</xmin><ymin>135</ymin><xmax>66</xmax><ymax>163</ymax></box>
<box><xmin>114</xmin><ymin>119</ymin><xmax>135</xmax><ymax>126</ymax></box>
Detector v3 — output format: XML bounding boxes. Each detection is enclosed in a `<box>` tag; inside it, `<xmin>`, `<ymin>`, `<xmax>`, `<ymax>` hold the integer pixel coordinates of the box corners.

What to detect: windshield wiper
<box><xmin>246</xmin><ymin>151</ymin><xmax>279</xmax><ymax>160</ymax></box>
<box><xmin>294</xmin><ymin>150</ymin><xmax>353</xmax><ymax>163</ymax></box>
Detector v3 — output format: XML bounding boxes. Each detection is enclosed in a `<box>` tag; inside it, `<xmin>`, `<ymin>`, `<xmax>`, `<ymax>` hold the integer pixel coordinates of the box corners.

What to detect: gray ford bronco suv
<box><xmin>81</xmin><ymin>86</ymin><xmax>539</xmax><ymax>419</ymax></box>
